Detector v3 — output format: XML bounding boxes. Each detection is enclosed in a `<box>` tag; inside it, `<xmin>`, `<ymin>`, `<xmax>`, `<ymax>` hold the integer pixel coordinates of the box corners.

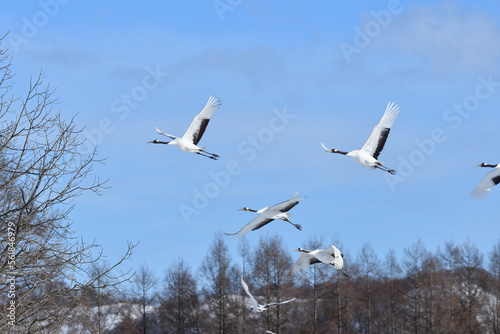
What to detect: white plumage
<box><xmin>292</xmin><ymin>245</ymin><xmax>349</xmax><ymax>277</ymax></box>
<box><xmin>225</xmin><ymin>191</ymin><xmax>305</xmax><ymax>237</ymax></box>
<box><xmin>321</xmin><ymin>102</ymin><xmax>400</xmax><ymax>174</ymax></box>
<box><xmin>240</xmin><ymin>276</ymin><xmax>296</xmax><ymax>313</ymax></box>
<box><xmin>148</xmin><ymin>95</ymin><xmax>221</xmax><ymax>160</ymax></box>
<box><xmin>469</xmin><ymin>163</ymin><xmax>500</xmax><ymax>200</ymax></box>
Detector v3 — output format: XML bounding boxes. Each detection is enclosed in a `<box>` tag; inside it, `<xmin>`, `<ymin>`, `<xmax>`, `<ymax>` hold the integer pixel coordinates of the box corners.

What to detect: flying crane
<box><xmin>321</xmin><ymin>102</ymin><xmax>400</xmax><ymax>174</ymax></box>
<box><xmin>240</xmin><ymin>276</ymin><xmax>296</xmax><ymax>313</ymax></box>
<box><xmin>225</xmin><ymin>191</ymin><xmax>305</xmax><ymax>237</ymax></box>
<box><xmin>469</xmin><ymin>163</ymin><xmax>500</xmax><ymax>200</ymax></box>
<box><xmin>148</xmin><ymin>95</ymin><xmax>221</xmax><ymax>160</ymax></box>
<box><xmin>292</xmin><ymin>245</ymin><xmax>349</xmax><ymax>277</ymax></box>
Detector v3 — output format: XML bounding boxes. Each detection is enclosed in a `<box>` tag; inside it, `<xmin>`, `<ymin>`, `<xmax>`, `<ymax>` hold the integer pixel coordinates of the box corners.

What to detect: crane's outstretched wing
<box><xmin>155</xmin><ymin>127</ymin><xmax>177</xmax><ymax>140</ymax></box>
<box><xmin>240</xmin><ymin>276</ymin><xmax>260</xmax><ymax>310</ymax></box>
<box><xmin>361</xmin><ymin>102</ymin><xmax>400</xmax><ymax>159</ymax></box>
<box><xmin>225</xmin><ymin>216</ymin><xmax>274</xmax><ymax>238</ymax></box>
<box><xmin>292</xmin><ymin>253</ymin><xmax>321</xmax><ymax>276</ymax></box>
<box><xmin>263</xmin><ymin>297</ymin><xmax>296</xmax><ymax>308</ymax></box>
<box><xmin>270</xmin><ymin>191</ymin><xmax>306</xmax><ymax>213</ymax></box>
<box><xmin>470</xmin><ymin>168</ymin><xmax>500</xmax><ymax>200</ymax></box>
<box><xmin>321</xmin><ymin>142</ymin><xmax>333</xmax><ymax>152</ymax></box>
<box><xmin>312</xmin><ymin>247</ymin><xmax>336</xmax><ymax>266</ymax></box>
<box><xmin>182</xmin><ymin>95</ymin><xmax>221</xmax><ymax>145</ymax></box>
<box><xmin>326</xmin><ymin>245</ymin><xmax>345</xmax><ymax>270</ymax></box>
<box><xmin>326</xmin><ymin>245</ymin><xmax>349</xmax><ymax>277</ymax></box>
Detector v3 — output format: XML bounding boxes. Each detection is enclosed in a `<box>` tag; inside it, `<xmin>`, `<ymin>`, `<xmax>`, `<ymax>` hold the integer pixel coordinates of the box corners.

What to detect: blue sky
<box><xmin>1</xmin><ymin>0</ymin><xmax>499</xmax><ymax>278</ymax></box>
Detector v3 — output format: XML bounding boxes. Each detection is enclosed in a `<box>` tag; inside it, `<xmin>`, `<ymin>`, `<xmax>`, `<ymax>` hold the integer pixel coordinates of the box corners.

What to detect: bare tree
<box><xmin>199</xmin><ymin>231</ymin><xmax>236</xmax><ymax>333</ymax></box>
<box><xmin>437</xmin><ymin>240</ymin><xmax>460</xmax><ymax>332</ymax></box>
<box><xmin>251</xmin><ymin>233</ymin><xmax>295</xmax><ymax>334</ymax></box>
<box><xmin>457</xmin><ymin>239</ymin><xmax>485</xmax><ymax>334</ymax></box>
<box><xmin>75</xmin><ymin>261</ymin><xmax>123</xmax><ymax>334</ymax></box>
<box><xmin>356</xmin><ymin>241</ymin><xmax>378</xmax><ymax>334</ymax></box>
<box><xmin>402</xmin><ymin>239</ymin><xmax>427</xmax><ymax>334</ymax></box>
<box><xmin>238</xmin><ymin>237</ymin><xmax>251</xmax><ymax>279</ymax></box>
<box><xmin>228</xmin><ymin>264</ymin><xmax>248</xmax><ymax>334</ymax></box>
<box><xmin>487</xmin><ymin>240</ymin><xmax>500</xmax><ymax>334</ymax></box>
<box><xmin>130</xmin><ymin>264</ymin><xmax>158</xmax><ymax>334</ymax></box>
<box><xmin>332</xmin><ymin>242</ymin><xmax>354</xmax><ymax>333</ymax></box>
<box><xmin>420</xmin><ymin>252</ymin><xmax>440</xmax><ymax>334</ymax></box>
<box><xmin>159</xmin><ymin>258</ymin><xmax>200</xmax><ymax>334</ymax></box>
<box><xmin>0</xmin><ymin>37</ymin><xmax>135</xmax><ymax>332</ymax></box>
<box><xmin>379</xmin><ymin>248</ymin><xmax>402</xmax><ymax>334</ymax></box>
<box><xmin>237</xmin><ymin>237</ymin><xmax>252</xmax><ymax>334</ymax></box>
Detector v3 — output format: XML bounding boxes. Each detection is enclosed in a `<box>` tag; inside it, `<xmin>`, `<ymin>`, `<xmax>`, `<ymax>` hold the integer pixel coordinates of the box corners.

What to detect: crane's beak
<box><xmin>475</xmin><ymin>164</ymin><xmax>482</xmax><ymax>167</ymax></box>
<box><xmin>292</xmin><ymin>248</ymin><xmax>300</xmax><ymax>252</ymax></box>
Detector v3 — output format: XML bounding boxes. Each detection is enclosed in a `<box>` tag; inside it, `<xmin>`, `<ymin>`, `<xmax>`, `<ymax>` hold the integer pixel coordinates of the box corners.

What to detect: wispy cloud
<box><xmin>166</xmin><ymin>46</ymin><xmax>296</xmax><ymax>95</ymax></box>
<box><xmin>19</xmin><ymin>44</ymin><xmax>102</xmax><ymax>68</ymax></box>
<box><xmin>374</xmin><ymin>2</ymin><xmax>500</xmax><ymax>72</ymax></box>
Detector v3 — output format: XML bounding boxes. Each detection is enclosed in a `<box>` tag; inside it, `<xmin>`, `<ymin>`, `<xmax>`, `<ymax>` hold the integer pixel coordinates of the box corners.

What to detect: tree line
<box><xmin>71</xmin><ymin>233</ymin><xmax>500</xmax><ymax>334</ymax></box>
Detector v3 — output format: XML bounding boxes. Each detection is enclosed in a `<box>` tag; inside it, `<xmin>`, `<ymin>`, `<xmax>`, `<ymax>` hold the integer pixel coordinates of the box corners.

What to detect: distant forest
<box><xmin>68</xmin><ymin>233</ymin><xmax>500</xmax><ymax>334</ymax></box>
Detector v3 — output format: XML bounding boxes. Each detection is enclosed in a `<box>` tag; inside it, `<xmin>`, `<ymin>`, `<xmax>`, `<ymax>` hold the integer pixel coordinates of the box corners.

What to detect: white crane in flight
<box><xmin>469</xmin><ymin>163</ymin><xmax>500</xmax><ymax>200</ymax></box>
<box><xmin>225</xmin><ymin>191</ymin><xmax>305</xmax><ymax>237</ymax></box>
<box><xmin>321</xmin><ymin>102</ymin><xmax>400</xmax><ymax>174</ymax></box>
<box><xmin>292</xmin><ymin>245</ymin><xmax>349</xmax><ymax>277</ymax></box>
<box><xmin>240</xmin><ymin>276</ymin><xmax>296</xmax><ymax>312</ymax></box>
<box><xmin>148</xmin><ymin>95</ymin><xmax>221</xmax><ymax>160</ymax></box>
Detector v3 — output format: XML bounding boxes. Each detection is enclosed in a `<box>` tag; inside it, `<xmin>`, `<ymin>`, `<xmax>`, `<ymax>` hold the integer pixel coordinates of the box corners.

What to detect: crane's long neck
<box><xmin>482</xmin><ymin>163</ymin><xmax>499</xmax><ymax>168</ymax></box>
<box><xmin>148</xmin><ymin>140</ymin><xmax>171</xmax><ymax>144</ymax></box>
<box><xmin>246</xmin><ymin>208</ymin><xmax>259</xmax><ymax>213</ymax></box>
<box><xmin>332</xmin><ymin>149</ymin><xmax>349</xmax><ymax>155</ymax></box>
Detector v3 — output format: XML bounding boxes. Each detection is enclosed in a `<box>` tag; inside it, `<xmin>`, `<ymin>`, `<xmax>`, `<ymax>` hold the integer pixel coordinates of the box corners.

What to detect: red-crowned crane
<box><xmin>470</xmin><ymin>163</ymin><xmax>500</xmax><ymax>200</ymax></box>
<box><xmin>240</xmin><ymin>276</ymin><xmax>295</xmax><ymax>313</ymax></box>
<box><xmin>225</xmin><ymin>191</ymin><xmax>305</xmax><ymax>237</ymax></box>
<box><xmin>321</xmin><ymin>102</ymin><xmax>400</xmax><ymax>174</ymax></box>
<box><xmin>292</xmin><ymin>244</ymin><xmax>349</xmax><ymax>277</ymax></box>
<box><xmin>148</xmin><ymin>95</ymin><xmax>221</xmax><ymax>160</ymax></box>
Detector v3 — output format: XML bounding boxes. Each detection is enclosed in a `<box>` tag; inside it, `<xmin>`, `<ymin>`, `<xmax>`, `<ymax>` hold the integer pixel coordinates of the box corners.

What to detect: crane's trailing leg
<box><xmin>196</xmin><ymin>151</ymin><xmax>218</xmax><ymax>160</ymax></box>
<box><xmin>201</xmin><ymin>150</ymin><xmax>219</xmax><ymax>160</ymax></box>
<box><xmin>379</xmin><ymin>166</ymin><xmax>396</xmax><ymax>175</ymax></box>
<box><xmin>284</xmin><ymin>218</ymin><xmax>302</xmax><ymax>231</ymax></box>
<box><xmin>375</xmin><ymin>163</ymin><xmax>396</xmax><ymax>175</ymax></box>
<box><xmin>204</xmin><ymin>151</ymin><xmax>219</xmax><ymax>158</ymax></box>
